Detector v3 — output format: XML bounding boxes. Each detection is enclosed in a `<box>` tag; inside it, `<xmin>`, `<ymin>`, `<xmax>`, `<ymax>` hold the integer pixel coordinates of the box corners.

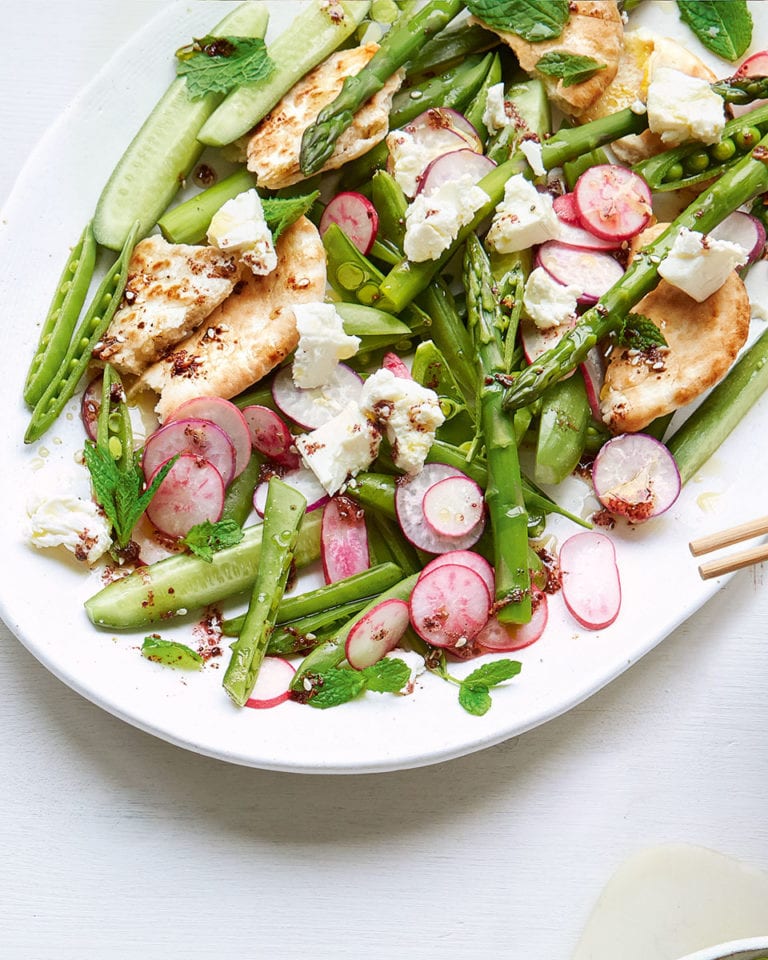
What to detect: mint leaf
<box><xmin>464</xmin><ymin>659</ymin><xmax>522</xmax><ymax>688</ymax></box>
<box><xmin>262</xmin><ymin>192</ymin><xmax>320</xmax><ymax>243</ymax></box>
<box><xmin>362</xmin><ymin>657</ymin><xmax>410</xmax><ymax>693</ymax></box>
<box><xmin>466</xmin><ymin>0</ymin><xmax>569</xmax><ymax>42</ymax></box>
<box><xmin>459</xmin><ymin>682</ymin><xmax>493</xmax><ymax>716</ymax></box>
<box><xmin>535</xmin><ymin>51</ymin><xmax>606</xmax><ymax>88</ymax></box>
<box><xmin>307</xmin><ymin>668</ymin><xmax>367</xmax><ymax>709</ymax></box>
<box><xmin>183</xmin><ymin>519</ymin><xmax>244</xmax><ymax>562</ymax></box>
<box><xmin>676</xmin><ymin>0</ymin><xmax>752</xmax><ymax>62</ymax></box>
<box><xmin>616</xmin><ymin>312</ymin><xmax>668</xmax><ymax>351</ymax></box>
<box><xmin>176</xmin><ymin>36</ymin><xmax>273</xmax><ymax>100</ymax></box>
<box><xmin>142</xmin><ymin>635</ymin><xmax>204</xmax><ymax>670</ymax></box>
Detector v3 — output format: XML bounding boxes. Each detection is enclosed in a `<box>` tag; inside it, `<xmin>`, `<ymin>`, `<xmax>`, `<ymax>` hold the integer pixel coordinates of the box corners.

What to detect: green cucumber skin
<box><xmin>92</xmin><ymin>2</ymin><xmax>270</xmax><ymax>251</ymax></box>
<box><xmin>198</xmin><ymin>1</ymin><xmax>371</xmax><ymax>148</ymax></box>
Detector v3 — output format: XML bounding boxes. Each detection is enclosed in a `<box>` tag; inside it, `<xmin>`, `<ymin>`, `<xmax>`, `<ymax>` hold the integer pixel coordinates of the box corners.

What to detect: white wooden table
<box><xmin>2</xmin><ymin>4</ymin><xmax>767</xmax><ymax>958</ymax></box>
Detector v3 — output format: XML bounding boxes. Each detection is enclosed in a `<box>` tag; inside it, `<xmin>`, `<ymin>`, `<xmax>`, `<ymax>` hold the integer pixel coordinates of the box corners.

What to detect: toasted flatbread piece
<box><xmin>600</xmin><ymin>225</ymin><xmax>750</xmax><ymax>434</ymax></box>
<box><xmin>93</xmin><ymin>236</ymin><xmax>239</xmax><ymax>377</ymax></box>
<box><xmin>246</xmin><ymin>42</ymin><xmax>404</xmax><ymax>189</ymax></box>
<box><xmin>133</xmin><ymin>217</ymin><xmax>326</xmax><ymax>421</ymax></box>
<box><xmin>471</xmin><ymin>1</ymin><xmax>622</xmax><ymax>117</ymax></box>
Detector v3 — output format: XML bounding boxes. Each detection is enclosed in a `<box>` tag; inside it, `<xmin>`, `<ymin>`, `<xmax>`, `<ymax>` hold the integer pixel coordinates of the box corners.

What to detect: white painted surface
<box><xmin>1</xmin><ymin>3</ymin><xmax>767</xmax><ymax>958</ymax></box>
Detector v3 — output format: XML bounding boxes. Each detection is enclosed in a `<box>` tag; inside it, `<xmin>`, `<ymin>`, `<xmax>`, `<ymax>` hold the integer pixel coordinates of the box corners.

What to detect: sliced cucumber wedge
<box><xmin>93</xmin><ymin>1</ymin><xmax>270</xmax><ymax>251</ymax></box>
<box><xmin>198</xmin><ymin>1</ymin><xmax>371</xmax><ymax>148</ymax></box>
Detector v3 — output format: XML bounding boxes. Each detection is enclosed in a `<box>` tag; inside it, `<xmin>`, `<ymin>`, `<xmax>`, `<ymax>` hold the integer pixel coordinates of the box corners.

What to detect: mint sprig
<box><xmin>304</xmin><ymin>657</ymin><xmax>412</xmax><ymax>709</ymax></box>
<box><xmin>676</xmin><ymin>0</ymin><xmax>752</xmax><ymax>62</ymax></box>
<box><xmin>535</xmin><ymin>52</ymin><xmax>607</xmax><ymax>88</ymax></box>
<box><xmin>262</xmin><ymin>191</ymin><xmax>321</xmax><ymax>243</ymax></box>
<box><xmin>616</xmin><ymin>312</ymin><xmax>668</xmax><ymax>351</ymax></box>
<box><xmin>465</xmin><ymin>0</ymin><xmax>569</xmax><ymax>42</ymax></box>
<box><xmin>428</xmin><ymin>654</ymin><xmax>523</xmax><ymax>717</ymax></box>
<box><xmin>142</xmin><ymin>635</ymin><xmax>204</xmax><ymax>670</ymax></box>
<box><xmin>183</xmin><ymin>519</ymin><xmax>244</xmax><ymax>562</ymax></box>
<box><xmin>176</xmin><ymin>35</ymin><xmax>273</xmax><ymax>100</ymax></box>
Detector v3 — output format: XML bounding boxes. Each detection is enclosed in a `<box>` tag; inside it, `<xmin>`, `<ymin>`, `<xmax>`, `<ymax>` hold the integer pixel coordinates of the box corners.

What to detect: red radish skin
<box><xmin>417</xmin><ymin>149</ymin><xmax>496</xmax><ymax>196</ymax></box>
<box><xmin>592</xmin><ymin>433</ymin><xmax>681</xmax><ymax>522</ymax></box>
<box><xmin>407</xmin><ymin>107</ymin><xmax>483</xmax><ymax>152</ymax></box>
<box><xmin>321</xmin><ymin>496</ymin><xmax>370</xmax><ymax>585</ymax></box>
<box><xmin>142</xmin><ymin>417</ymin><xmax>236</xmax><ymax>488</ymax></box>
<box><xmin>81</xmin><ymin>374</ymin><xmax>103</xmax><ymax>441</ymax></box>
<box><xmin>253</xmin><ymin>466</ymin><xmax>329</xmax><ymax>517</ymax></box>
<box><xmin>422</xmin><ymin>475</ymin><xmax>485</xmax><ymax>539</ymax></box>
<box><xmin>145</xmin><ymin>454</ymin><xmax>226</xmax><ymax>539</ymax></box>
<box><xmin>573</xmin><ymin>165</ymin><xmax>652</xmax><ymax>242</ymax></box>
<box><xmin>521</xmin><ymin>315</ymin><xmax>578</xmax><ymax>367</ymax></box>
<box><xmin>245</xmin><ymin>657</ymin><xmax>296</xmax><ymax>709</ymax></box>
<box><xmin>319</xmin><ymin>191</ymin><xmax>379</xmax><ymax>255</ymax></box>
<box><xmin>166</xmin><ymin>396</ymin><xmax>252</xmax><ymax>478</ymax></box>
<box><xmin>395</xmin><ymin>463</ymin><xmax>485</xmax><ymax>553</ymax></box>
<box><xmin>476</xmin><ymin>589</ymin><xmax>549</xmax><ymax>652</ymax></box>
<box><xmin>345</xmin><ymin>598</ymin><xmax>411</xmax><ymax>670</ymax></box>
<box><xmin>409</xmin><ymin>563</ymin><xmax>491</xmax><ymax>649</ymax></box>
<box><xmin>733</xmin><ymin>50</ymin><xmax>768</xmax><ymax>118</ymax></box>
<box><xmin>559</xmin><ymin>532</ymin><xmax>621</xmax><ymax>630</ymax></box>
<box><xmin>553</xmin><ymin>192</ymin><xmax>581</xmax><ymax>224</ymax></box>
<box><xmin>580</xmin><ymin>347</ymin><xmax>606</xmax><ymax>420</ymax></box>
<box><xmin>242</xmin><ymin>404</ymin><xmax>300</xmax><ymax>468</ymax></box>
<box><xmin>419</xmin><ymin>550</ymin><xmax>495</xmax><ymax>596</ymax></box>
<box><xmin>272</xmin><ymin>364</ymin><xmax>363</xmax><ymax>429</ymax></box>
<box><xmin>537</xmin><ymin>241</ymin><xmax>624</xmax><ymax>305</ymax></box>
<box><xmin>710</xmin><ymin>210</ymin><xmax>766</xmax><ymax>263</ymax></box>
<box><xmin>382</xmin><ymin>352</ymin><xmax>412</xmax><ymax>379</ymax></box>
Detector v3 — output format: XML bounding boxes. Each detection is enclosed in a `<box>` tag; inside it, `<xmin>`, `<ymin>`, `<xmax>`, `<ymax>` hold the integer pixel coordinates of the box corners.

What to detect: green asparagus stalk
<box><xmin>264</xmin><ymin>600</ymin><xmax>370</xmax><ymax>655</ymax></box>
<box><xmin>158</xmin><ymin>169</ymin><xmax>256</xmax><ymax>244</ymax></box>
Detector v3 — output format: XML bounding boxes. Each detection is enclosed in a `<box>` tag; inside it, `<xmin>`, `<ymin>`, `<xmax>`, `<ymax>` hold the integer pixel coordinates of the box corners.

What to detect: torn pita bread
<box><xmin>132</xmin><ymin>217</ymin><xmax>326</xmax><ymax>421</ymax></box>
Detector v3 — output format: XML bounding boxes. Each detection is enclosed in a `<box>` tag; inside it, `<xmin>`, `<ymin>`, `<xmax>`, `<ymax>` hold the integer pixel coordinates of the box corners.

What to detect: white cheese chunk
<box><xmin>295</xmin><ymin>402</ymin><xmax>381</xmax><ymax>495</ymax></box>
<box><xmin>646</xmin><ymin>67</ymin><xmax>725</xmax><ymax>146</ymax></box>
<box><xmin>745</xmin><ymin>259</ymin><xmax>768</xmax><ymax>322</ymax></box>
<box><xmin>26</xmin><ymin>494</ymin><xmax>112</xmax><ymax>564</ymax></box>
<box><xmin>291</xmin><ymin>302</ymin><xmax>360</xmax><ymax>389</ymax></box>
<box><xmin>657</xmin><ymin>228</ymin><xmax>747</xmax><ymax>302</ymax></box>
<box><xmin>523</xmin><ymin>266</ymin><xmax>580</xmax><ymax>330</ymax></box>
<box><xmin>482</xmin><ymin>82</ymin><xmax>509</xmax><ymax>133</ymax></box>
<box><xmin>486</xmin><ymin>174</ymin><xmax>559</xmax><ymax>254</ymax></box>
<box><xmin>403</xmin><ymin>175</ymin><xmax>489</xmax><ymax>262</ymax></box>
<box><xmin>360</xmin><ymin>368</ymin><xmax>445</xmax><ymax>475</ymax></box>
<box><xmin>386</xmin><ymin>126</ymin><xmax>470</xmax><ymax>198</ymax></box>
<box><xmin>520</xmin><ymin>139</ymin><xmax>546</xmax><ymax>177</ymax></box>
<box><xmin>206</xmin><ymin>188</ymin><xmax>277</xmax><ymax>276</ymax></box>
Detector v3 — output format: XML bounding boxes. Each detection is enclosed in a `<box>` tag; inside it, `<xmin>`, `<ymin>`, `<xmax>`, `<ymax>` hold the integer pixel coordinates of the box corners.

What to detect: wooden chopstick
<box><xmin>689</xmin><ymin>514</ymin><xmax>768</xmax><ymax>580</ymax></box>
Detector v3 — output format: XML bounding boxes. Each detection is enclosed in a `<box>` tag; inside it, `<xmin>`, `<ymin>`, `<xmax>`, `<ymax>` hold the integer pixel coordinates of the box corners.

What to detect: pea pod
<box><xmin>371</xmin><ymin>169</ymin><xmax>408</xmax><ymax>252</ymax></box>
<box><xmin>464</xmin><ymin>52</ymin><xmax>503</xmax><ymax>145</ymax></box>
<box><xmin>96</xmin><ymin>364</ymin><xmax>132</xmax><ymax>472</ymax></box>
<box><xmin>389</xmin><ymin>52</ymin><xmax>494</xmax><ymax>128</ymax></box>
<box><xmin>534</xmin><ymin>373</ymin><xmax>591</xmax><ymax>487</ymax></box>
<box><xmin>221</xmin><ymin>451</ymin><xmax>264</xmax><ymax>527</ymax></box>
<box><xmin>404</xmin><ymin>20</ymin><xmax>498</xmax><ymax>80</ymax></box>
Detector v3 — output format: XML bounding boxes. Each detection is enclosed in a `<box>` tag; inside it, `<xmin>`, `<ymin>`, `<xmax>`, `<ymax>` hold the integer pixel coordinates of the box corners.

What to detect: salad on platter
<box><xmin>13</xmin><ymin>0</ymin><xmax>768</xmax><ymax>741</ymax></box>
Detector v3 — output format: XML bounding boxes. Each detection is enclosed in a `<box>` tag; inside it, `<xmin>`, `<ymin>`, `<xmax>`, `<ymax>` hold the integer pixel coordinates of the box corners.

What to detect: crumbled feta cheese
<box><xmin>630</xmin><ymin>98</ymin><xmax>647</xmax><ymax>115</ymax></box>
<box><xmin>523</xmin><ymin>266</ymin><xmax>580</xmax><ymax>330</ymax></box>
<box><xmin>360</xmin><ymin>368</ymin><xmax>445</xmax><ymax>475</ymax></box>
<box><xmin>206</xmin><ymin>188</ymin><xmax>277</xmax><ymax>276</ymax></box>
<box><xmin>745</xmin><ymin>259</ymin><xmax>768</xmax><ymax>322</ymax></box>
<box><xmin>486</xmin><ymin>174</ymin><xmax>559</xmax><ymax>254</ymax></box>
<box><xmin>291</xmin><ymin>302</ymin><xmax>360</xmax><ymax>389</ymax></box>
<box><xmin>657</xmin><ymin>227</ymin><xmax>747</xmax><ymax>302</ymax></box>
<box><xmin>482</xmin><ymin>82</ymin><xmax>509</xmax><ymax>133</ymax></box>
<box><xmin>295</xmin><ymin>402</ymin><xmax>381</xmax><ymax>495</ymax></box>
<box><xmin>26</xmin><ymin>494</ymin><xmax>112</xmax><ymax>563</ymax></box>
<box><xmin>646</xmin><ymin>67</ymin><xmax>725</xmax><ymax>146</ymax></box>
<box><xmin>520</xmin><ymin>139</ymin><xmax>546</xmax><ymax>177</ymax></box>
<box><xmin>386</xmin><ymin>126</ymin><xmax>468</xmax><ymax>198</ymax></box>
<box><xmin>403</xmin><ymin>174</ymin><xmax>489</xmax><ymax>263</ymax></box>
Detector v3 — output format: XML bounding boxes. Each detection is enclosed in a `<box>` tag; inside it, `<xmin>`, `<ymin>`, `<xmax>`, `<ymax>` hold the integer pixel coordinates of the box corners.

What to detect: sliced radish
<box><xmin>419</xmin><ymin>550</ymin><xmax>495</xmax><ymax>596</ymax></box>
<box><xmin>580</xmin><ymin>346</ymin><xmax>606</xmax><ymax>420</ymax></box>
<box><xmin>345</xmin><ymin>598</ymin><xmax>410</xmax><ymax>670</ymax></box>
<box><xmin>242</xmin><ymin>404</ymin><xmax>300</xmax><ymax>468</ymax></box>
<box><xmin>142</xmin><ymin>417</ymin><xmax>236</xmax><ymax>487</ymax></box>
<box><xmin>321</xmin><ymin>495</ymin><xmax>370</xmax><ymax>584</ymax></box>
<box><xmin>732</xmin><ymin>50</ymin><xmax>768</xmax><ymax>118</ymax></box>
<box><xmin>272</xmin><ymin>364</ymin><xmax>363</xmax><ymax>430</ymax></box>
<box><xmin>145</xmin><ymin>454</ymin><xmax>225</xmax><ymax>539</ymax></box>
<box><xmin>409</xmin><ymin>563</ymin><xmax>490</xmax><ymax>649</ymax></box>
<box><xmin>592</xmin><ymin>433</ymin><xmax>681</xmax><ymax>522</ymax></box>
<box><xmin>245</xmin><ymin>657</ymin><xmax>296</xmax><ymax>709</ymax></box>
<box><xmin>553</xmin><ymin>192</ymin><xmax>580</xmax><ymax>224</ymax></box>
<box><xmin>573</xmin><ymin>164</ymin><xmax>652</xmax><ymax>242</ymax></box>
<box><xmin>537</xmin><ymin>241</ymin><xmax>624</xmax><ymax>305</ymax></box>
<box><xmin>559</xmin><ymin>532</ymin><xmax>621</xmax><ymax>630</ymax></box>
<box><xmin>555</xmin><ymin>217</ymin><xmax>622</xmax><ymax>251</ymax></box>
<box><xmin>422</xmin><ymin>474</ymin><xmax>485</xmax><ymax>539</ymax></box>
<box><xmin>382</xmin><ymin>352</ymin><xmax>412</xmax><ymax>379</ymax></box>
<box><xmin>319</xmin><ymin>191</ymin><xmax>379</xmax><ymax>255</ymax></box>
<box><xmin>521</xmin><ymin>314</ymin><xmax>578</xmax><ymax>366</ymax></box>
<box><xmin>166</xmin><ymin>396</ymin><xmax>251</xmax><ymax>478</ymax></box>
<box><xmin>81</xmin><ymin>374</ymin><xmax>103</xmax><ymax>441</ymax></box>
<box><xmin>407</xmin><ymin>107</ymin><xmax>482</xmax><ymax>153</ymax></box>
<box><xmin>253</xmin><ymin>466</ymin><xmax>329</xmax><ymax>517</ymax></box>
<box><xmin>417</xmin><ymin>149</ymin><xmax>496</xmax><ymax>196</ymax></box>
<box><xmin>710</xmin><ymin>210</ymin><xmax>766</xmax><ymax>264</ymax></box>
<box><xmin>475</xmin><ymin>589</ymin><xmax>548</xmax><ymax>651</ymax></box>
<box><xmin>395</xmin><ymin>463</ymin><xmax>485</xmax><ymax>554</ymax></box>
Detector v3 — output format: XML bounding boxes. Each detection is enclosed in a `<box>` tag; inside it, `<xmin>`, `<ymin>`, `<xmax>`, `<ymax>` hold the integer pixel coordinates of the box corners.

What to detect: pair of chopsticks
<box><xmin>689</xmin><ymin>515</ymin><xmax>768</xmax><ymax>579</ymax></box>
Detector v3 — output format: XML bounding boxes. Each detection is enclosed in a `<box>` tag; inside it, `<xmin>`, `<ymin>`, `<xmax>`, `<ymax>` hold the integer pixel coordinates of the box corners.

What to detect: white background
<box><xmin>1</xmin><ymin>3</ymin><xmax>767</xmax><ymax>958</ymax></box>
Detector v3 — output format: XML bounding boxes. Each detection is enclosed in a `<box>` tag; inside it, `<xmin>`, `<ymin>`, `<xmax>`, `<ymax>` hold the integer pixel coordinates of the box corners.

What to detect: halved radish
<box><xmin>145</xmin><ymin>454</ymin><xmax>225</xmax><ymax>539</ymax></box>
<box><xmin>345</xmin><ymin>598</ymin><xmax>410</xmax><ymax>670</ymax></box>
<box><xmin>475</xmin><ymin>589</ymin><xmax>548</xmax><ymax>651</ymax></box>
<box><xmin>422</xmin><ymin>474</ymin><xmax>485</xmax><ymax>539</ymax></box>
<box><xmin>319</xmin><ymin>191</ymin><xmax>379</xmax><ymax>255</ymax></box>
<box><xmin>245</xmin><ymin>657</ymin><xmax>296</xmax><ymax>709</ymax></box>
<box><xmin>409</xmin><ymin>563</ymin><xmax>490</xmax><ymax>649</ymax></box>
<box><xmin>417</xmin><ymin>149</ymin><xmax>496</xmax><ymax>196</ymax></box>
<box><xmin>321</xmin><ymin>495</ymin><xmax>370</xmax><ymax>584</ymax></box>
<box><xmin>573</xmin><ymin>165</ymin><xmax>652</xmax><ymax>242</ymax></box>
<box><xmin>382</xmin><ymin>352</ymin><xmax>412</xmax><ymax>379</ymax></box>
<box><xmin>166</xmin><ymin>396</ymin><xmax>251</xmax><ymax>478</ymax></box>
<box><xmin>272</xmin><ymin>364</ymin><xmax>363</xmax><ymax>430</ymax></box>
<box><xmin>592</xmin><ymin>433</ymin><xmax>681</xmax><ymax>522</ymax></box>
<box><xmin>732</xmin><ymin>50</ymin><xmax>768</xmax><ymax>118</ymax></box>
<box><xmin>81</xmin><ymin>374</ymin><xmax>103</xmax><ymax>441</ymax></box>
<box><xmin>142</xmin><ymin>417</ymin><xmax>236</xmax><ymax>487</ymax></box>
<box><xmin>710</xmin><ymin>210</ymin><xmax>766</xmax><ymax>264</ymax></box>
<box><xmin>559</xmin><ymin>532</ymin><xmax>621</xmax><ymax>630</ymax></box>
<box><xmin>521</xmin><ymin>314</ymin><xmax>578</xmax><ymax>367</ymax></box>
<box><xmin>407</xmin><ymin>107</ymin><xmax>482</xmax><ymax>152</ymax></box>
<box><xmin>253</xmin><ymin>466</ymin><xmax>328</xmax><ymax>517</ymax></box>
<box><xmin>419</xmin><ymin>550</ymin><xmax>495</xmax><ymax>596</ymax></box>
<box><xmin>242</xmin><ymin>404</ymin><xmax>300</xmax><ymax>468</ymax></box>
<box><xmin>580</xmin><ymin>346</ymin><xmax>606</xmax><ymax>421</ymax></box>
<box><xmin>395</xmin><ymin>462</ymin><xmax>485</xmax><ymax>554</ymax></box>
<box><xmin>537</xmin><ymin>241</ymin><xmax>624</xmax><ymax>305</ymax></box>
<box><xmin>555</xmin><ymin>218</ymin><xmax>622</xmax><ymax>251</ymax></box>
<box><xmin>553</xmin><ymin>192</ymin><xmax>580</xmax><ymax>224</ymax></box>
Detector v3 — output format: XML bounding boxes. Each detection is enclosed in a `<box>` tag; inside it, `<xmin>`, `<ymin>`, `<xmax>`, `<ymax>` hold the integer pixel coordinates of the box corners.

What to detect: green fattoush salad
<box><xmin>22</xmin><ymin>0</ymin><xmax>768</xmax><ymax>716</ymax></box>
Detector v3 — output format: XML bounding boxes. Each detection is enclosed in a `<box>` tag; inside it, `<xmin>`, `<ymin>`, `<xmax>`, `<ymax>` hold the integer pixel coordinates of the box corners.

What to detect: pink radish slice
<box><xmin>319</xmin><ymin>191</ymin><xmax>378</xmax><ymax>255</ymax></box>
<box><xmin>521</xmin><ymin>315</ymin><xmax>577</xmax><ymax>366</ymax></box>
<box><xmin>253</xmin><ymin>466</ymin><xmax>329</xmax><ymax>517</ymax></box>
<box><xmin>537</xmin><ymin>241</ymin><xmax>624</xmax><ymax>304</ymax></box>
<box><xmin>142</xmin><ymin>417</ymin><xmax>236</xmax><ymax>487</ymax></box>
<box><xmin>417</xmin><ymin>149</ymin><xmax>496</xmax><ymax>196</ymax></box>
<box><xmin>407</xmin><ymin>107</ymin><xmax>482</xmax><ymax>152</ymax></box>
<box><xmin>419</xmin><ymin>550</ymin><xmax>495</xmax><ymax>596</ymax></box>
<box><xmin>395</xmin><ymin>463</ymin><xmax>485</xmax><ymax>554</ymax></box>
<box><xmin>475</xmin><ymin>589</ymin><xmax>548</xmax><ymax>652</ymax></box>
<box><xmin>242</xmin><ymin>404</ymin><xmax>300</xmax><ymax>469</ymax></box>
<box><xmin>555</xmin><ymin>217</ymin><xmax>622</xmax><ymax>251</ymax></box>
<box><xmin>81</xmin><ymin>374</ymin><xmax>103</xmax><ymax>441</ymax></box>
<box><xmin>272</xmin><ymin>364</ymin><xmax>363</xmax><ymax>430</ymax></box>
<box><xmin>382</xmin><ymin>352</ymin><xmax>412</xmax><ymax>379</ymax></box>
<box><xmin>710</xmin><ymin>210</ymin><xmax>766</xmax><ymax>263</ymax></box>
<box><xmin>732</xmin><ymin>50</ymin><xmax>768</xmax><ymax>118</ymax></box>
<box><xmin>580</xmin><ymin>346</ymin><xmax>606</xmax><ymax>420</ymax></box>
<box><xmin>592</xmin><ymin>432</ymin><xmax>681</xmax><ymax>522</ymax></box>
<box><xmin>559</xmin><ymin>532</ymin><xmax>621</xmax><ymax>630</ymax></box>
<box><xmin>409</xmin><ymin>563</ymin><xmax>491</xmax><ymax>649</ymax></box>
<box><xmin>245</xmin><ymin>657</ymin><xmax>296</xmax><ymax>709</ymax></box>
<box><xmin>321</xmin><ymin>496</ymin><xmax>370</xmax><ymax>584</ymax></box>
<box><xmin>573</xmin><ymin>164</ymin><xmax>652</xmax><ymax>242</ymax></box>
<box><xmin>422</xmin><ymin>474</ymin><xmax>485</xmax><ymax>539</ymax></box>
<box><xmin>145</xmin><ymin>454</ymin><xmax>225</xmax><ymax>539</ymax></box>
<box><xmin>345</xmin><ymin>598</ymin><xmax>410</xmax><ymax>669</ymax></box>
<box><xmin>553</xmin><ymin>192</ymin><xmax>580</xmax><ymax>224</ymax></box>
<box><xmin>166</xmin><ymin>396</ymin><xmax>251</xmax><ymax>478</ymax></box>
